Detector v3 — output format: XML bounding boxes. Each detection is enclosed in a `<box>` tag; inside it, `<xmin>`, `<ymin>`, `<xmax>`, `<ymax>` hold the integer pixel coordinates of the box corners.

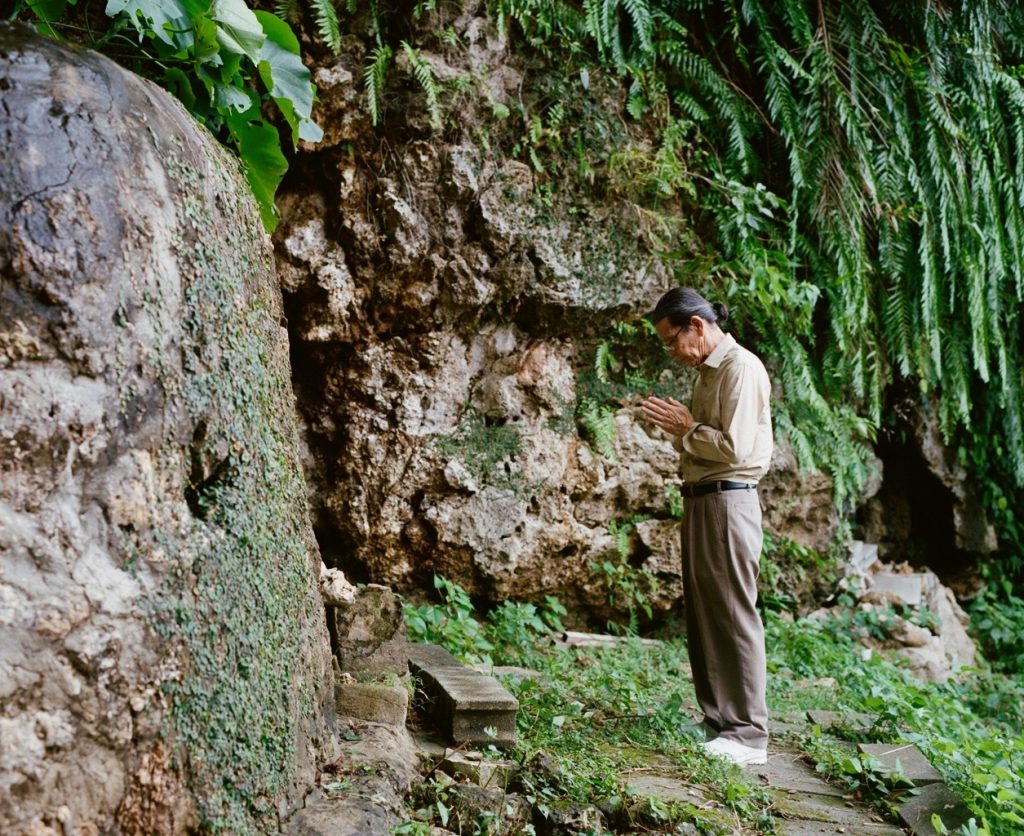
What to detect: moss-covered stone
<box><xmin>0</xmin><ymin>24</ymin><xmax>333</xmax><ymax>834</ymax></box>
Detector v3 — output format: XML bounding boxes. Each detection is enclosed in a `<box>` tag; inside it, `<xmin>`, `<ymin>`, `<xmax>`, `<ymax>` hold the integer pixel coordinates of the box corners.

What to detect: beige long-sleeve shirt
<box><xmin>679</xmin><ymin>333</ymin><xmax>773</xmax><ymax>484</ymax></box>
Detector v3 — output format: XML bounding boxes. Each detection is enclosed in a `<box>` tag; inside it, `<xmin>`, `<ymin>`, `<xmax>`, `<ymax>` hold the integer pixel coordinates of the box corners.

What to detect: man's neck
<box><xmin>700</xmin><ymin>327</ymin><xmax>726</xmax><ymax>364</ymax></box>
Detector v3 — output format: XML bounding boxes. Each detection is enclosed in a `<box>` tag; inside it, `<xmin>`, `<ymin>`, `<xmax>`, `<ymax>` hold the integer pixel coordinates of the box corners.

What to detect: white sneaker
<box><xmin>703</xmin><ymin>737</ymin><xmax>767</xmax><ymax>766</ymax></box>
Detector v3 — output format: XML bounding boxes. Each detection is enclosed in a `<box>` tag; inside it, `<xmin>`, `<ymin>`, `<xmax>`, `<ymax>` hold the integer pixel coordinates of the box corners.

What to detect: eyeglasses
<box><xmin>660</xmin><ymin>327</ymin><xmax>683</xmax><ymax>348</ymax></box>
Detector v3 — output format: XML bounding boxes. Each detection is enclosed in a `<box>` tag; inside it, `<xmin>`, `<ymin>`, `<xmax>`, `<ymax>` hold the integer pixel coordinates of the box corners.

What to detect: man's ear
<box><xmin>690</xmin><ymin>315</ymin><xmax>705</xmax><ymax>334</ymax></box>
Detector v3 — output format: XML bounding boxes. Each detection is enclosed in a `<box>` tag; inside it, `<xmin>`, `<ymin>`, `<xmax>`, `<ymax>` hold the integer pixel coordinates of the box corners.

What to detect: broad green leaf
<box><xmin>211</xmin><ymin>0</ymin><xmax>264</xmax><ymax>63</ymax></box>
<box><xmin>254</xmin><ymin>10</ymin><xmax>322</xmax><ymax>145</ymax></box>
<box><xmin>192</xmin><ymin>14</ymin><xmax>222</xmax><ymax>65</ymax></box>
<box><xmin>24</xmin><ymin>0</ymin><xmax>69</xmax><ymax>39</ymax></box>
<box><xmin>225</xmin><ymin>111</ymin><xmax>287</xmax><ymax>233</ymax></box>
<box><xmin>214</xmin><ymin>82</ymin><xmax>255</xmax><ymax>112</ymax></box>
<box><xmin>106</xmin><ymin>0</ymin><xmax>192</xmax><ymax>49</ymax></box>
<box><xmin>163</xmin><ymin>67</ymin><xmax>197</xmax><ymax>111</ymax></box>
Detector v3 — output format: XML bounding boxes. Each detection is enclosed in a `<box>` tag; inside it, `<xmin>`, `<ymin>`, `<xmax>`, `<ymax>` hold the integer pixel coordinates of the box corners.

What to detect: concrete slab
<box><xmin>780</xmin><ymin>820</ymin><xmax>904</xmax><ymax>835</ymax></box>
<box><xmin>472</xmin><ymin>664</ymin><xmax>542</xmax><ymax>680</ymax></box>
<box><xmin>897</xmin><ymin>782</ymin><xmax>973</xmax><ymax>834</ymax></box>
<box><xmin>771</xmin><ymin>719</ymin><xmax>810</xmax><ymax>739</ymax></box>
<box><xmin>848</xmin><ymin>541</ymin><xmax>880</xmax><ymax>573</ymax></box>
<box><xmin>857</xmin><ymin>743</ymin><xmax>943</xmax><ymax>786</ymax></box>
<box><xmin>774</xmin><ymin>793</ymin><xmax>896</xmax><ymax>828</ymax></box>
<box><xmin>752</xmin><ymin>752</ymin><xmax>846</xmax><ymax>798</ymax></box>
<box><xmin>625</xmin><ymin>772</ymin><xmax>709</xmax><ymax>805</ymax></box>
<box><xmin>408</xmin><ymin>642</ymin><xmax>518</xmax><ymax>745</ymax></box>
<box><xmin>441</xmin><ymin>751</ymin><xmax>518</xmax><ymax>789</ymax></box>
<box><xmin>870</xmin><ymin>574</ymin><xmax>925</xmax><ymax>607</ymax></box>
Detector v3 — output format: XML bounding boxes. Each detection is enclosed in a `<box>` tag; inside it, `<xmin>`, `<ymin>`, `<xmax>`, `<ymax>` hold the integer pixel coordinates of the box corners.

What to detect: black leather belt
<box><xmin>680</xmin><ymin>480</ymin><xmax>757</xmax><ymax>498</ymax></box>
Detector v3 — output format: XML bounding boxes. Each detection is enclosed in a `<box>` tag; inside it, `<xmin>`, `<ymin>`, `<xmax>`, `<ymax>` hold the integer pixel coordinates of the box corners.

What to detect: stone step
<box><xmin>407</xmin><ymin>642</ymin><xmax>518</xmax><ymax>745</ymax></box>
<box><xmin>805</xmin><ymin>709</ymin><xmax>878</xmax><ymax>736</ymax></box>
<box><xmin>897</xmin><ymin>781</ymin><xmax>973</xmax><ymax>834</ymax></box>
<box><xmin>856</xmin><ymin>743</ymin><xmax>943</xmax><ymax>786</ymax></box>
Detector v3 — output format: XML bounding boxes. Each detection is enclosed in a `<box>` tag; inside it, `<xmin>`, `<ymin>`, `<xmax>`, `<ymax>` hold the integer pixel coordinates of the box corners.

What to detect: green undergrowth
<box><xmin>769</xmin><ymin>616</ymin><xmax>1024</xmax><ymax>835</ymax></box>
<box><xmin>405</xmin><ymin>598</ymin><xmax>776</xmax><ymax>832</ymax></box>
<box><xmin>404</xmin><ymin>576</ymin><xmax>1024</xmax><ymax>834</ymax></box>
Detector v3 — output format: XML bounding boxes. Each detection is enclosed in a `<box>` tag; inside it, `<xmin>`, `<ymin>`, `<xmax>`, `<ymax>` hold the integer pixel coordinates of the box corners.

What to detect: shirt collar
<box><xmin>701</xmin><ymin>333</ymin><xmax>735</xmax><ymax>369</ymax></box>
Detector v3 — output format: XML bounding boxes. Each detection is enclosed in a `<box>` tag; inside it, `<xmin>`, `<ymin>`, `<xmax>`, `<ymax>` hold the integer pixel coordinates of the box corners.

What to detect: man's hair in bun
<box><xmin>652</xmin><ymin>287</ymin><xmax>727</xmax><ymax>329</ymax></box>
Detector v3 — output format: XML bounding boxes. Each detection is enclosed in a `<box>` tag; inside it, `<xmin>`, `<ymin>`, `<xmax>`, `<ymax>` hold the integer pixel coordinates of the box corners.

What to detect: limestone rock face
<box><xmin>0</xmin><ymin>26</ymin><xmax>333</xmax><ymax>834</ymax></box>
<box><xmin>275</xmin><ymin>7</ymin><xmax>847</xmax><ymax>621</ymax></box>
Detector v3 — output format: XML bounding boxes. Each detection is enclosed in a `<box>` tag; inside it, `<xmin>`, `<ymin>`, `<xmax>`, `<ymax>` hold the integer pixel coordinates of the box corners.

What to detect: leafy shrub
<box><xmin>970</xmin><ymin>583</ymin><xmax>1024</xmax><ymax>675</ymax></box>
<box><xmin>403</xmin><ymin>575</ymin><xmax>494</xmax><ymax>664</ymax></box>
<box><xmin>14</xmin><ymin>0</ymin><xmax>321</xmax><ymax>231</ymax></box>
<box><xmin>592</xmin><ymin>517</ymin><xmax>660</xmax><ymax>633</ymax></box>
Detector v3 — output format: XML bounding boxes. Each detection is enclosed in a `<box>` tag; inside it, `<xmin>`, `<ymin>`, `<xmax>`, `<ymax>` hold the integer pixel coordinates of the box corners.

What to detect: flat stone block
<box><xmin>848</xmin><ymin>540</ymin><xmax>880</xmax><ymax>572</ymax></box>
<box><xmin>780</xmin><ymin>821</ymin><xmax>904</xmax><ymax>835</ymax></box>
<box><xmin>408</xmin><ymin>642</ymin><xmax>518</xmax><ymax>745</ymax></box>
<box><xmin>806</xmin><ymin>709</ymin><xmax>876</xmax><ymax>734</ymax></box>
<box><xmin>626</xmin><ymin>772</ymin><xmax>708</xmax><ymax>805</ymax></box>
<box><xmin>775</xmin><ymin>794</ymin><xmax>895</xmax><ymax>828</ymax></box>
<box><xmin>752</xmin><ymin>752</ymin><xmax>846</xmax><ymax>798</ymax></box>
<box><xmin>332</xmin><ymin>585</ymin><xmax>407</xmax><ymax>676</ymax></box>
<box><xmin>335</xmin><ymin>681</ymin><xmax>408</xmax><ymax>727</ymax></box>
<box><xmin>472</xmin><ymin>664</ymin><xmax>542</xmax><ymax>680</ymax></box>
<box><xmin>870</xmin><ymin>574</ymin><xmax>925</xmax><ymax>607</ymax></box>
<box><xmin>441</xmin><ymin>751</ymin><xmax>517</xmax><ymax>789</ymax></box>
<box><xmin>857</xmin><ymin>743</ymin><xmax>943</xmax><ymax>786</ymax></box>
<box><xmin>408</xmin><ymin>641</ymin><xmax>463</xmax><ymax>669</ymax></box>
<box><xmin>898</xmin><ymin>782</ymin><xmax>973</xmax><ymax>835</ymax></box>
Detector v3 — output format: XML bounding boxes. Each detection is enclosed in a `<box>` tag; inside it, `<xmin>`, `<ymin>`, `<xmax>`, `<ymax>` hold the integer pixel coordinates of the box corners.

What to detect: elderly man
<box><xmin>641</xmin><ymin>287</ymin><xmax>773</xmax><ymax>767</ymax></box>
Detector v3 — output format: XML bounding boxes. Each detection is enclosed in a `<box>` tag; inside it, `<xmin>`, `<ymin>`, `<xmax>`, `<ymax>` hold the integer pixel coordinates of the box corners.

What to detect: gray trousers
<box><xmin>681</xmin><ymin>489</ymin><xmax>768</xmax><ymax>748</ymax></box>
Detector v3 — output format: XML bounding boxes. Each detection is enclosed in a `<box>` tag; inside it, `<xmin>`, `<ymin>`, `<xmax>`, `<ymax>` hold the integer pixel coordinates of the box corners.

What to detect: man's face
<box><xmin>656</xmin><ymin>317</ymin><xmax>704</xmax><ymax>368</ymax></box>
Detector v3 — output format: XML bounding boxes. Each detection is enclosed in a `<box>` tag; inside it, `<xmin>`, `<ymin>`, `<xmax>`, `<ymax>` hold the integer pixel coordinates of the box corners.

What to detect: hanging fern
<box><xmin>312</xmin><ymin>0</ymin><xmax>341</xmax><ymax>54</ymax></box>
<box><xmin>401</xmin><ymin>41</ymin><xmax>443</xmax><ymax>130</ymax></box>
<box><xmin>363</xmin><ymin>44</ymin><xmax>392</xmax><ymax>126</ymax></box>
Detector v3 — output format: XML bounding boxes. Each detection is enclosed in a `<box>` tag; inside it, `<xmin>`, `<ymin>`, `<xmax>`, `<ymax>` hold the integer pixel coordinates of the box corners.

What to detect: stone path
<box><xmin>619</xmin><ymin>735</ymin><xmax>905</xmax><ymax>835</ymax></box>
<box><xmin>618</xmin><ymin>708</ymin><xmax>973</xmax><ymax>835</ymax></box>
<box><xmin>305</xmin><ymin>641</ymin><xmax>970</xmax><ymax>834</ymax></box>
<box><xmin>752</xmin><ymin>748</ymin><xmax>904</xmax><ymax>834</ymax></box>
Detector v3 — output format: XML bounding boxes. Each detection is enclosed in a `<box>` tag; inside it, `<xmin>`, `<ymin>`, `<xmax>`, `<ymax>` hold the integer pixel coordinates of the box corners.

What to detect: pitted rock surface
<box><xmin>0</xmin><ymin>25</ymin><xmax>333</xmax><ymax>834</ymax></box>
<box><xmin>274</xmin><ymin>6</ymin><xmax>845</xmax><ymax>619</ymax></box>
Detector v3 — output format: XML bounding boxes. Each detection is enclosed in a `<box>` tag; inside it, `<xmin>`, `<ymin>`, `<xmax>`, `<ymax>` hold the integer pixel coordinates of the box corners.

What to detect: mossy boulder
<box><xmin>0</xmin><ymin>24</ymin><xmax>334</xmax><ymax>833</ymax></box>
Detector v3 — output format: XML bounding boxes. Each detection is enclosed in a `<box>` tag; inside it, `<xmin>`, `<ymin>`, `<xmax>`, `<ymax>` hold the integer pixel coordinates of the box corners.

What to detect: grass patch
<box><xmin>403</xmin><ymin>577</ymin><xmax>1024</xmax><ymax>834</ymax></box>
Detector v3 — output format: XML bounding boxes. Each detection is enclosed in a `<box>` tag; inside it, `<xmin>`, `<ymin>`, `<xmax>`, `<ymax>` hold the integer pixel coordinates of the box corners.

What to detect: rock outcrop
<box><xmin>0</xmin><ymin>26</ymin><xmax>334</xmax><ymax>833</ymax></box>
<box><xmin>810</xmin><ymin>545</ymin><xmax>977</xmax><ymax>683</ymax></box>
<box><xmin>275</xmin><ymin>6</ymin><xmax>837</xmax><ymax>620</ymax></box>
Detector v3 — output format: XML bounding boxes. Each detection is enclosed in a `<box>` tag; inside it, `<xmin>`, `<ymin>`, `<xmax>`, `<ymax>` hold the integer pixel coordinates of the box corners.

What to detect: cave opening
<box><xmin>859</xmin><ymin>428</ymin><xmax>959</xmax><ymax>577</ymax></box>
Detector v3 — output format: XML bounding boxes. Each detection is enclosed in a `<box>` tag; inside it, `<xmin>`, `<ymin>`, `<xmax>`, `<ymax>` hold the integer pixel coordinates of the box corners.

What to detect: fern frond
<box><xmin>312</xmin><ymin>0</ymin><xmax>341</xmax><ymax>54</ymax></box>
<box><xmin>401</xmin><ymin>41</ymin><xmax>443</xmax><ymax>130</ymax></box>
<box><xmin>594</xmin><ymin>341</ymin><xmax>616</xmax><ymax>382</ymax></box>
<box><xmin>620</xmin><ymin>0</ymin><xmax>653</xmax><ymax>56</ymax></box>
<box><xmin>364</xmin><ymin>44</ymin><xmax>392</xmax><ymax>126</ymax></box>
<box><xmin>581</xmin><ymin>401</ymin><xmax>618</xmax><ymax>461</ymax></box>
<box><xmin>274</xmin><ymin>0</ymin><xmax>300</xmax><ymax>21</ymax></box>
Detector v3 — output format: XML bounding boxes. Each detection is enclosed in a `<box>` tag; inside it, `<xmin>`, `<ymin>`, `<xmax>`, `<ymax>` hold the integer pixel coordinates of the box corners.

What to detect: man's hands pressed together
<box><xmin>641</xmin><ymin>395</ymin><xmax>696</xmax><ymax>438</ymax></box>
